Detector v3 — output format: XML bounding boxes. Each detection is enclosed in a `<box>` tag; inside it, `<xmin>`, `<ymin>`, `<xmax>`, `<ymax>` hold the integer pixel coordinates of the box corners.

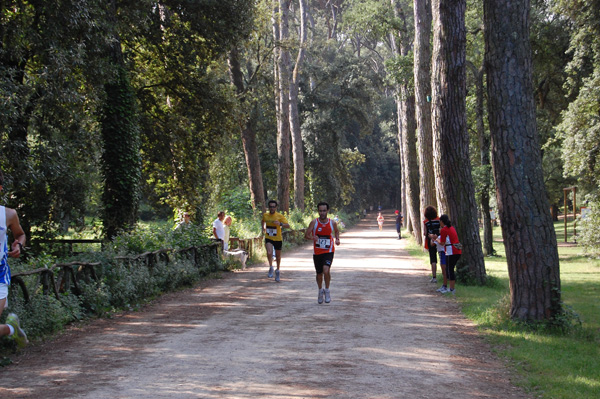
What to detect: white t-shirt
<box><xmin>213</xmin><ymin>218</ymin><xmax>225</xmax><ymax>242</ymax></box>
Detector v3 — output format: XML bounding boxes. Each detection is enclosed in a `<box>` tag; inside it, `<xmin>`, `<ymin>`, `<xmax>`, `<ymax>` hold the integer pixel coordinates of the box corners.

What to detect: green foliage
<box><xmin>1</xmin><ymin>226</ymin><xmax>222</xmax><ymax>351</ymax></box>
<box><xmin>132</xmin><ymin>1</ymin><xmax>255</xmax><ymax>223</ymax></box>
<box><xmin>342</xmin><ymin>0</ymin><xmax>395</xmax><ymax>44</ymax></box>
<box><xmin>471</xmin><ymin>164</ymin><xmax>493</xmax><ymax>204</ymax></box>
<box><xmin>0</xmin><ymin>0</ymin><xmax>105</xmax><ymax>238</ymax></box>
<box><xmin>302</xmin><ymin>40</ymin><xmax>392</xmax><ymax>211</ymax></box>
<box><xmin>384</xmin><ymin>54</ymin><xmax>414</xmax><ymax>89</ymax></box>
<box><xmin>577</xmin><ymin>194</ymin><xmax>600</xmax><ymax>255</ymax></box>
<box><xmin>4</xmin><ymin>293</ymin><xmax>82</xmax><ymax>340</ymax></box>
<box><xmin>558</xmin><ymin>71</ymin><xmax>600</xmax><ymax>192</ymax></box>
<box><xmin>108</xmin><ymin>222</ymin><xmax>211</xmax><ymax>255</ymax></box>
<box><xmin>286</xmin><ymin>208</ymin><xmax>316</xmax><ymax>230</ymax></box>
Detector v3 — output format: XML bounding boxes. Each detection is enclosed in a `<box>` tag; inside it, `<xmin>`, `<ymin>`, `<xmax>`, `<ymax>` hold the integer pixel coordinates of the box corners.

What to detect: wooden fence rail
<box><xmin>10</xmin><ymin>242</ymin><xmax>221</xmax><ymax>305</ymax></box>
<box><xmin>14</xmin><ymin>229</ymin><xmax>307</xmax><ymax>305</ymax></box>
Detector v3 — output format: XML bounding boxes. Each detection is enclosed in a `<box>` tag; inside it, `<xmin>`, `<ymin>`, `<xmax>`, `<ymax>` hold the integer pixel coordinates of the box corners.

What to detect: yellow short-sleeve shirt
<box><xmin>262</xmin><ymin>212</ymin><xmax>288</xmax><ymax>241</ymax></box>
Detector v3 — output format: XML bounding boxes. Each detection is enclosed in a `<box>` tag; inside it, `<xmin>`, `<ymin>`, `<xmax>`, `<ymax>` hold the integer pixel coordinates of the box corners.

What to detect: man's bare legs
<box><xmin>316</xmin><ymin>266</ymin><xmax>331</xmax><ymax>303</ymax></box>
<box><xmin>266</xmin><ymin>242</ymin><xmax>274</xmax><ymax>278</ymax></box>
<box><xmin>275</xmin><ymin>249</ymin><xmax>282</xmax><ymax>271</ymax></box>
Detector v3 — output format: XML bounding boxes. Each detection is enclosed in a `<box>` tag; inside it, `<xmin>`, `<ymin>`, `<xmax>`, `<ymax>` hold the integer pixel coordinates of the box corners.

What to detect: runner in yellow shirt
<box><xmin>262</xmin><ymin>200</ymin><xmax>290</xmax><ymax>282</ymax></box>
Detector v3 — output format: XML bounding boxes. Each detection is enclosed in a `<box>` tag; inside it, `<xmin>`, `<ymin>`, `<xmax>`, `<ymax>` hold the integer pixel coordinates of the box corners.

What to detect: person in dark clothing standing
<box><xmin>395</xmin><ymin>210</ymin><xmax>403</xmax><ymax>239</ymax></box>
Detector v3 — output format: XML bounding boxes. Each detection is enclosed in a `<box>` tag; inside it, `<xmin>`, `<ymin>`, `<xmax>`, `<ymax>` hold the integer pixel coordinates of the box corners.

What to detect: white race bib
<box><xmin>317</xmin><ymin>237</ymin><xmax>331</xmax><ymax>249</ymax></box>
<box><xmin>266</xmin><ymin>227</ymin><xmax>277</xmax><ymax>236</ymax></box>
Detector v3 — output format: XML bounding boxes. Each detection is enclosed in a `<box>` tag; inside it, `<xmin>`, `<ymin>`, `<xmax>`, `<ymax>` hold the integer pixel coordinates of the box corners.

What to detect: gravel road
<box><xmin>0</xmin><ymin>212</ymin><xmax>530</xmax><ymax>398</ymax></box>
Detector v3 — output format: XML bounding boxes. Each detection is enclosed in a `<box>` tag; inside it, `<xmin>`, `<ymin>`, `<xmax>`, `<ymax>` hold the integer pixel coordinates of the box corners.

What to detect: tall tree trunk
<box><xmin>289</xmin><ymin>0</ymin><xmax>307</xmax><ymax>211</ymax></box>
<box><xmin>484</xmin><ymin>0</ymin><xmax>561</xmax><ymax>320</ymax></box>
<box><xmin>391</xmin><ymin>0</ymin><xmax>421</xmax><ymax>244</ymax></box>
<box><xmin>399</xmin><ymin>135</ymin><xmax>407</xmax><ymax>225</ymax></box>
<box><xmin>467</xmin><ymin>61</ymin><xmax>495</xmax><ymax>256</ymax></box>
<box><xmin>431</xmin><ymin>0</ymin><xmax>486</xmax><ymax>283</ymax></box>
<box><xmin>101</xmin><ymin>0</ymin><xmax>141</xmax><ymax>240</ymax></box>
<box><xmin>414</xmin><ymin>0</ymin><xmax>437</xmax><ymax>215</ymax></box>
<box><xmin>398</xmin><ymin>92</ymin><xmax>421</xmax><ymax>243</ymax></box>
<box><xmin>227</xmin><ymin>46</ymin><xmax>266</xmax><ymax>212</ymax></box>
<box><xmin>276</xmin><ymin>0</ymin><xmax>291</xmax><ymax>212</ymax></box>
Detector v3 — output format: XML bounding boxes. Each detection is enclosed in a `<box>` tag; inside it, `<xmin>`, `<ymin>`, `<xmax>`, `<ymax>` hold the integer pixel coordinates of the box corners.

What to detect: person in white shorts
<box><xmin>0</xmin><ymin>169</ymin><xmax>28</xmax><ymax>348</ymax></box>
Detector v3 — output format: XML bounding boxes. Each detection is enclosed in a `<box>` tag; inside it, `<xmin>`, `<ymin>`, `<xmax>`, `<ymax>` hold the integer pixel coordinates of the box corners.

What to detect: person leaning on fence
<box><xmin>222</xmin><ymin>215</ymin><xmax>248</xmax><ymax>269</ymax></box>
<box><xmin>212</xmin><ymin>211</ymin><xmax>226</xmax><ymax>246</ymax></box>
<box><xmin>0</xmin><ymin>169</ymin><xmax>29</xmax><ymax>348</ymax></box>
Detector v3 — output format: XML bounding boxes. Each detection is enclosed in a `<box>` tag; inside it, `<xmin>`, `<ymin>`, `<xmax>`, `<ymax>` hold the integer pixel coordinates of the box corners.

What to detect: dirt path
<box><xmin>0</xmin><ymin>212</ymin><xmax>529</xmax><ymax>398</ymax></box>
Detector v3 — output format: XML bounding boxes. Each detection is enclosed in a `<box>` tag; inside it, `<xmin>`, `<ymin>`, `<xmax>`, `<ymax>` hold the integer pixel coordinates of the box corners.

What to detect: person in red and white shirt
<box><xmin>431</xmin><ymin>214</ymin><xmax>462</xmax><ymax>295</ymax></box>
<box><xmin>305</xmin><ymin>202</ymin><xmax>340</xmax><ymax>304</ymax></box>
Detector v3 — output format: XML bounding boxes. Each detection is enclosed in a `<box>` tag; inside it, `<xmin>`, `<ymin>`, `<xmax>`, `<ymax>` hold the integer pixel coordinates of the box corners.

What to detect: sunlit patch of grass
<box><xmin>449</xmin><ymin>226</ymin><xmax>600</xmax><ymax>398</ymax></box>
<box><xmin>404</xmin><ymin>223</ymin><xmax>600</xmax><ymax>398</ymax></box>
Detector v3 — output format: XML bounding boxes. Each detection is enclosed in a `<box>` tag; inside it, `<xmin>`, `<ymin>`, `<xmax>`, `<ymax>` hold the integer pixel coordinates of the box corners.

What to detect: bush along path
<box><xmin>0</xmin><ymin>211</ymin><xmax>529</xmax><ymax>398</ymax></box>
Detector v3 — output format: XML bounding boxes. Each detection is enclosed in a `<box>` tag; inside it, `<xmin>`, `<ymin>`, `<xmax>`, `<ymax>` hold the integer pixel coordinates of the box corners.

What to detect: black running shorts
<box><xmin>313</xmin><ymin>252</ymin><xmax>334</xmax><ymax>274</ymax></box>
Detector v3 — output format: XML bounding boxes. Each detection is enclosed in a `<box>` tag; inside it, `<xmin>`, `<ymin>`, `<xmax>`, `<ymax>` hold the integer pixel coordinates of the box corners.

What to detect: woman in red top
<box><xmin>434</xmin><ymin>214</ymin><xmax>461</xmax><ymax>295</ymax></box>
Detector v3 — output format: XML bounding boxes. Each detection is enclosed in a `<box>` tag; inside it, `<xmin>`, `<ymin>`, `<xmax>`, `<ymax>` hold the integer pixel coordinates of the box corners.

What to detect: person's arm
<box><xmin>212</xmin><ymin>227</ymin><xmax>219</xmax><ymax>240</ymax></box>
<box><xmin>332</xmin><ymin>220</ymin><xmax>340</xmax><ymax>246</ymax></box>
<box><xmin>435</xmin><ymin>229</ymin><xmax>446</xmax><ymax>246</ymax></box>
<box><xmin>276</xmin><ymin>215</ymin><xmax>290</xmax><ymax>230</ymax></box>
<box><xmin>305</xmin><ymin>220</ymin><xmax>316</xmax><ymax>241</ymax></box>
<box><xmin>6</xmin><ymin>208</ymin><xmax>26</xmax><ymax>258</ymax></box>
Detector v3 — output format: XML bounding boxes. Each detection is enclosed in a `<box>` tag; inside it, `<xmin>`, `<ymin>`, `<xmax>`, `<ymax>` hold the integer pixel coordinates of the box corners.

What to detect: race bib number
<box><xmin>266</xmin><ymin>227</ymin><xmax>277</xmax><ymax>236</ymax></box>
<box><xmin>317</xmin><ymin>236</ymin><xmax>331</xmax><ymax>249</ymax></box>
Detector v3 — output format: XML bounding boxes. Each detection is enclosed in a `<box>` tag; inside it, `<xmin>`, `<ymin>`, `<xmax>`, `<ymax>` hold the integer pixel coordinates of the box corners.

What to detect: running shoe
<box><xmin>268</xmin><ymin>265</ymin><xmax>274</xmax><ymax>278</ymax></box>
<box><xmin>447</xmin><ymin>289</ymin><xmax>456</xmax><ymax>295</ymax></box>
<box><xmin>430</xmin><ymin>277</ymin><xmax>437</xmax><ymax>283</ymax></box>
<box><xmin>6</xmin><ymin>313</ymin><xmax>28</xmax><ymax>348</ymax></box>
<box><xmin>275</xmin><ymin>269</ymin><xmax>280</xmax><ymax>282</ymax></box>
<box><xmin>436</xmin><ymin>286</ymin><xmax>448</xmax><ymax>293</ymax></box>
<box><xmin>318</xmin><ymin>288</ymin><xmax>324</xmax><ymax>304</ymax></box>
<box><xmin>324</xmin><ymin>288</ymin><xmax>331</xmax><ymax>303</ymax></box>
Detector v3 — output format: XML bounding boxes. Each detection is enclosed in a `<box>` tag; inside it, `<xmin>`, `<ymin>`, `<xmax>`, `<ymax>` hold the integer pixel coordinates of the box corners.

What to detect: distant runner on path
<box><xmin>377</xmin><ymin>212</ymin><xmax>384</xmax><ymax>231</ymax></box>
<box><xmin>305</xmin><ymin>202</ymin><xmax>340</xmax><ymax>304</ymax></box>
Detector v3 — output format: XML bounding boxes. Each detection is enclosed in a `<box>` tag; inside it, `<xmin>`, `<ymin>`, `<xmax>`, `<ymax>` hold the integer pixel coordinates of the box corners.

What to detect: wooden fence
<box><xmin>10</xmin><ymin>243</ymin><xmax>221</xmax><ymax>304</ymax></box>
<box><xmin>15</xmin><ymin>229</ymin><xmax>307</xmax><ymax>304</ymax></box>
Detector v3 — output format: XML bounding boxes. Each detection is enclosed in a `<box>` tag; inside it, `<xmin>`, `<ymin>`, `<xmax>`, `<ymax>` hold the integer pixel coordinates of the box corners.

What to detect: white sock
<box><xmin>7</xmin><ymin>324</ymin><xmax>15</xmax><ymax>335</ymax></box>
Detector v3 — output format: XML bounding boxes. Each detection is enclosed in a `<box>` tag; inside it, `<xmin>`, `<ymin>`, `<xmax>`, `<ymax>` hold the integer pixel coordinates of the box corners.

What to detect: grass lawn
<box><xmin>406</xmin><ymin>222</ymin><xmax>600</xmax><ymax>399</ymax></box>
